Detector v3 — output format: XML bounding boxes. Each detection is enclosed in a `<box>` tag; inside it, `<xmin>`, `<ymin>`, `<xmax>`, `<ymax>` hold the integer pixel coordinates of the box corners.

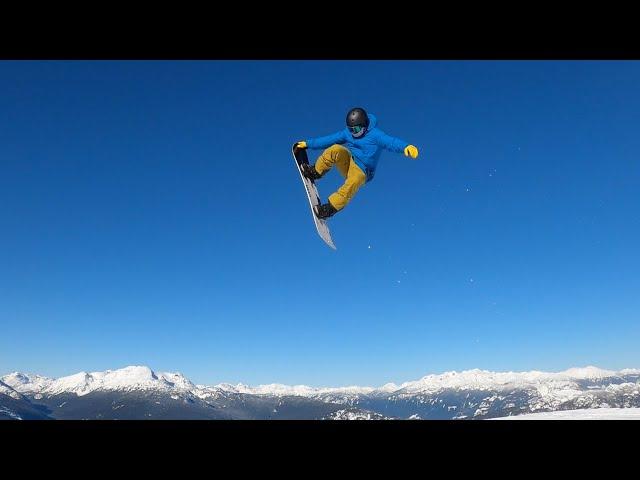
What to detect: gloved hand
<box><xmin>404</xmin><ymin>145</ymin><xmax>419</xmax><ymax>159</ymax></box>
<box><xmin>295</xmin><ymin>141</ymin><xmax>307</xmax><ymax>150</ymax></box>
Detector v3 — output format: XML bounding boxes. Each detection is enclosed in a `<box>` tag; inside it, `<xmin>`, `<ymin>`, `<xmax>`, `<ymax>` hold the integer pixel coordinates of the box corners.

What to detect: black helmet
<box><xmin>346</xmin><ymin>107</ymin><xmax>369</xmax><ymax>128</ymax></box>
<box><xmin>346</xmin><ymin>107</ymin><xmax>369</xmax><ymax>138</ymax></box>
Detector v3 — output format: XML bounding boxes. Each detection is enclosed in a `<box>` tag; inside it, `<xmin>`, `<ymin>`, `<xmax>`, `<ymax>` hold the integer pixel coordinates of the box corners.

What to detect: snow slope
<box><xmin>0</xmin><ymin>381</ymin><xmax>23</xmax><ymax>400</ymax></box>
<box><xmin>492</xmin><ymin>407</ymin><xmax>640</xmax><ymax>420</ymax></box>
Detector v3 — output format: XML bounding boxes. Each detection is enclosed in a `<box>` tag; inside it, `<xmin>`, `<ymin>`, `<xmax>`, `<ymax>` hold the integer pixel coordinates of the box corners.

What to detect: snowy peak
<box><xmin>1</xmin><ymin>366</ymin><xmax>195</xmax><ymax>397</ymax></box>
<box><xmin>558</xmin><ymin>366</ymin><xmax>618</xmax><ymax>379</ymax></box>
<box><xmin>396</xmin><ymin>368</ymin><xmax>523</xmax><ymax>393</ymax></box>
<box><xmin>388</xmin><ymin>366</ymin><xmax>629</xmax><ymax>394</ymax></box>
<box><xmin>231</xmin><ymin>383</ymin><xmax>319</xmax><ymax>396</ymax></box>
<box><xmin>212</xmin><ymin>382</ymin><xmax>374</xmax><ymax>397</ymax></box>
<box><xmin>157</xmin><ymin>371</ymin><xmax>195</xmax><ymax>390</ymax></box>
<box><xmin>378</xmin><ymin>382</ymin><xmax>402</xmax><ymax>393</ymax></box>
<box><xmin>98</xmin><ymin>365</ymin><xmax>157</xmax><ymax>384</ymax></box>
<box><xmin>1</xmin><ymin>372</ymin><xmax>54</xmax><ymax>394</ymax></box>
<box><xmin>2</xmin><ymin>372</ymin><xmax>31</xmax><ymax>386</ymax></box>
<box><xmin>83</xmin><ymin>366</ymin><xmax>195</xmax><ymax>394</ymax></box>
<box><xmin>49</xmin><ymin>371</ymin><xmax>94</xmax><ymax>395</ymax></box>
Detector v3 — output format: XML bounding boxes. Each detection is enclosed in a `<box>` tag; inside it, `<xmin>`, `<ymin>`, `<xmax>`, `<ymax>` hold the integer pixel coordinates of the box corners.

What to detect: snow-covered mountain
<box><xmin>2</xmin><ymin>366</ymin><xmax>194</xmax><ymax>397</ymax></box>
<box><xmin>2</xmin><ymin>365</ymin><xmax>639</xmax><ymax>420</ymax></box>
<box><xmin>384</xmin><ymin>366</ymin><xmax>633</xmax><ymax>393</ymax></box>
<box><xmin>0</xmin><ymin>379</ymin><xmax>53</xmax><ymax>420</ymax></box>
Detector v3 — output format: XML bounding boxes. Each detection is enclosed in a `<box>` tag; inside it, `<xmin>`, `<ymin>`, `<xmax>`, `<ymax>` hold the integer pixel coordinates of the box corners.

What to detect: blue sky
<box><xmin>1</xmin><ymin>60</ymin><xmax>639</xmax><ymax>387</ymax></box>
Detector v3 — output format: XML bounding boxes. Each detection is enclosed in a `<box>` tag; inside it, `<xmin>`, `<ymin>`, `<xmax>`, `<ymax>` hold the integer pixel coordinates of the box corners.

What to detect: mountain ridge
<box><xmin>3</xmin><ymin>364</ymin><xmax>635</xmax><ymax>397</ymax></box>
<box><xmin>3</xmin><ymin>364</ymin><xmax>639</xmax><ymax>420</ymax></box>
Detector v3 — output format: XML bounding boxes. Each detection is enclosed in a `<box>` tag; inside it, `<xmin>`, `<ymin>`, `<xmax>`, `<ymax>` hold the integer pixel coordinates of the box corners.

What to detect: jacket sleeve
<box><xmin>375</xmin><ymin>129</ymin><xmax>409</xmax><ymax>153</ymax></box>
<box><xmin>306</xmin><ymin>130</ymin><xmax>347</xmax><ymax>149</ymax></box>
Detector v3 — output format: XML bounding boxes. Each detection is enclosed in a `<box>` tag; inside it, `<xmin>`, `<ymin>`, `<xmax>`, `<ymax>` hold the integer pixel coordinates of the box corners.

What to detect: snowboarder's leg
<box><xmin>327</xmin><ymin>158</ymin><xmax>367</xmax><ymax>211</ymax></box>
<box><xmin>312</xmin><ymin>144</ymin><xmax>365</xmax><ymax>217</ymax></box>
<box><xmin>314</xmin><ymin>144</ymin><xmax>352</xmax><ymax>178</ymax></box>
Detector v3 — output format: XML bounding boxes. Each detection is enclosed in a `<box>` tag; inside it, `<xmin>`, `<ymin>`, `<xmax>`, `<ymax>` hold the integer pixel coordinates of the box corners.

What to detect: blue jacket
<box><xmin>305</xmin><ymin>114</ymin><xmax>409</xmax><ymax>182</ymax></box>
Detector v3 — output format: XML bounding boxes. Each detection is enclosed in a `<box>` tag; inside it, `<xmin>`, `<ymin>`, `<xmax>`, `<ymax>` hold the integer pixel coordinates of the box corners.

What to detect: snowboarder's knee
<box><xmin>323</xmin><ymin>144</ymin><xmax>351</xmax><ymax>162</ymax></box>
<box><xmin>325</xmin><ymin>144</ymin><xmax>349</xmax><ymax>154</ymax></box>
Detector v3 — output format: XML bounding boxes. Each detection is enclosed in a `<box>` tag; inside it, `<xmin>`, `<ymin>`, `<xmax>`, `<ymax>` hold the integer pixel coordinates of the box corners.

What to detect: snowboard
<box><xmin>292</xmin><ymin>143</ymin><xmax>336</xmax><ymax>250</ymax></box>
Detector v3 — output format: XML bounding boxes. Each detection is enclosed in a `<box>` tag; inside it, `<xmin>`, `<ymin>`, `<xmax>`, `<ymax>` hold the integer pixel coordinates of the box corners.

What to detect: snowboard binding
<box><xmin>300</xmin><ymin>162</ymin><xmax>323</xmax><ymax>182</ymax></box>
<box><xmin>314</xmin><ymin>202</ymin><xmax>338</xmax><ymax>219</ymax></box>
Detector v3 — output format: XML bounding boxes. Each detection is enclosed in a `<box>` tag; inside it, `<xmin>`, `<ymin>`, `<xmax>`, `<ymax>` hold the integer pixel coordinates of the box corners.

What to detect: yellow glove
<box><xmin>295</xmin><ymin>141</ymin><xmax>307</xmax><ymax>150</ymax></box>
<box><xmin>404</xmin><ymin>144</ymin><xmax>419</xmax><ymax>159</ymax></box>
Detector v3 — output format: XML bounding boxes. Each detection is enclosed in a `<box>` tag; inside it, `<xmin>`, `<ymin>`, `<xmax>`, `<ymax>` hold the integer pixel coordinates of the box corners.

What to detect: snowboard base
<box><xmin>292</xmin><ymin>143</ymin><xmax>336</xmax><ymax>250</ymax></box>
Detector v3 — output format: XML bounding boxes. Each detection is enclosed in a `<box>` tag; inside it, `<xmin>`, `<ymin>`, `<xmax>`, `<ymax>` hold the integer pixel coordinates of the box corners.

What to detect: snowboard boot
<box><xmin>300</xmin><ymin>162</ymin><xmax>323</xmax><ymax>181</ymax></box>
<box><xmin>315</xmin><ymin>202</ymin><xmax>338</xmax><ymax>219</ymax></box>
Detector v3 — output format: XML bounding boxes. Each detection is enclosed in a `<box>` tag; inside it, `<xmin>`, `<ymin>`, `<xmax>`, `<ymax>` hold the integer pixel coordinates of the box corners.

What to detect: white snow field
<box><xmin>492</xmin><ymin>407</ymin><xmax>640</xmax><ymax>420</ymax></box>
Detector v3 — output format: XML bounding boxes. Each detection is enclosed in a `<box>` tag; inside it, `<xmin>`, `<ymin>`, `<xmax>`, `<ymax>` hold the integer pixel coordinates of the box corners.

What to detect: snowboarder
<box><xmin>295</xmin><ymin>107</ymin><xmax>419</xmax><ymax>219</ymax></box>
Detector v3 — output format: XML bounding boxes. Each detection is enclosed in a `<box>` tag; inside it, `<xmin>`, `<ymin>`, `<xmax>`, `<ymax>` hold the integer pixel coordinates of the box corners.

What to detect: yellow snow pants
<box><xmin>313</xmin><ymin>144</ymin><xmax>367</xmax><ymax>211</ymax></box>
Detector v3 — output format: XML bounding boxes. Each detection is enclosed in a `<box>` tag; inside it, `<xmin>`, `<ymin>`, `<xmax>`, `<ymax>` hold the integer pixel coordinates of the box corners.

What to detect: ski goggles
<box><xmin>348</xmin><ymin>125</ymin><xmax>367</xmax><ymax>137</ymax></box>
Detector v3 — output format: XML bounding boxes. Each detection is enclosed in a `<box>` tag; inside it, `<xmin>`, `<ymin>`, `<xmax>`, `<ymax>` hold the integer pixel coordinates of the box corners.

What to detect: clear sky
<box><xmin>1</xmin><ymin>60</ymin><xmax>639</xmax><ymax>387</ymax></box>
